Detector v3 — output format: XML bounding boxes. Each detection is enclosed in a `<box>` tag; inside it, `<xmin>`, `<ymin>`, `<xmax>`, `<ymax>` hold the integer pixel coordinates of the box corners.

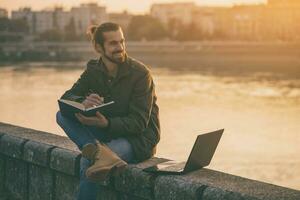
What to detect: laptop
<box><xmin>143</xmin><ymin>129</ymin><xmax>224</xmax><ymax>175</ymax></box>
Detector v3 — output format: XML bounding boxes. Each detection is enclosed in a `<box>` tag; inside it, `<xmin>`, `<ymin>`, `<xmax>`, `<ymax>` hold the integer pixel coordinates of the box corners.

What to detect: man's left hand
<box><xmin>75</xmin><ymin>112</ymin><xmax>109</xmax><ymax>128</ymax></box>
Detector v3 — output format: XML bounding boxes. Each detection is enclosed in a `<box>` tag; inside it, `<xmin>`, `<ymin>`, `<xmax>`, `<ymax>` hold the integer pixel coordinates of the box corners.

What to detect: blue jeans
<box><xmin>56</xmin><ymin>111</ymin><xmax>135</xmax><ymax>200</ymax></box>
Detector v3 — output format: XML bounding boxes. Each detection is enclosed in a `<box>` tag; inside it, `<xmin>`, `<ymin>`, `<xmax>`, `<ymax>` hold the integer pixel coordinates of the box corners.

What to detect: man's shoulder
<box><xmin>86</xmin><ymin>59</ymin><xmax>100</xmax><ymax>71</ymax></box>
<box><xmin>127</xmin><ymin>57</ymin><xmax>151</xmax><ymax>75</ymax></box>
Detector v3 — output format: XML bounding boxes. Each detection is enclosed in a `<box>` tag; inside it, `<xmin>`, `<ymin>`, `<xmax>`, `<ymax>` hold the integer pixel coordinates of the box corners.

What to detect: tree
<box><xmin>38</xmin><ymin>29</ymin><xmax>63</xmax><ymax>41</ymax></box>
<box><xmin>174</xmin><ymin>22</ymin><xmax>205</xmax><ymax>41</ymax></box>
<box><xmin>0</xmin><ymin>18</ymin><xmax>29</xmax><ymax>33</ymax></box>
<box><xmin>0</xmin><ymin>17</ymin><xmax>10</xmax><ymax>31</ymax></box>
<box><xmin>9</xmin><ymin>18</ymin><xmax>29</xmax><ymax>33</ymax></box>
<box><xmin>127</xmin><ymin>15</ymin><xmax>167</xmax><ymax>41</ymax></box>
<box><xmin>64</xmin><ymin>17</ymin><xmax>77</xmax><ymax>41</ymax></box>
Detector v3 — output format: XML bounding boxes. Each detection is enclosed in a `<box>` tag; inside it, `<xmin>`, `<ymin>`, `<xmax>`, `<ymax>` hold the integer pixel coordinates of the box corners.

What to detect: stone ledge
<box><xmin>23</xmin><ymin>140</ymin><xmax>55</xmax><ymax>167</ymax></box>
<box><xmin>154</xmin><ymin>175</ymin><xmax>207</xmax><ymax>200</ymax></box>
<box><xmin>4</xmin><ymin>158</ymin><xmax>28</xmax><ymax>200</ymax></box>
<box><xmin>28</xmin><ymin>165</ymin><xmax>54</xmax><ymax>200</ymax></box>
<box><xmin>0</xmin><ymin>122</ymin><xmax>300</xmax><ymax>200</ymax></box>
<box><xmin>0</xmin><ymin>122</ymin><xmax>78</xmax><ymax>151</ymax></box>
<box><xmin>0</xmin><ymin>154</ymin><xmax>5</xmax><ymax>194</ymax></box>
<box><xmin>152</xmin><ymin>168</ymin><xmax>300</xmax><ymax>200</ymax></box>
<box><xmin>112</xmin><ymin>157</ymin><xmax>170</xmax><ymax>199</ymax></box>
<box><xmin>50</xmin><ymin>147</ymin><xmax>81</xmax><ymax>176</ymax></box>
<box><xmin>0</xmin><ymin>134</ymin><xmax>28</xmax><ymax>159</ymax></box>
<box><xmin>201</xmin><ymin>186</ymin><xmax>260</xmax><ymax>200</ymax></box>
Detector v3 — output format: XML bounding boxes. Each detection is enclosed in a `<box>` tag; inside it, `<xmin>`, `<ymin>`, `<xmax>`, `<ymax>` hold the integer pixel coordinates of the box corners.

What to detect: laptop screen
<box><xmin>184</xmin><ymin>129</ymin><xmax>224</xmax><ymax>172</ymax></box>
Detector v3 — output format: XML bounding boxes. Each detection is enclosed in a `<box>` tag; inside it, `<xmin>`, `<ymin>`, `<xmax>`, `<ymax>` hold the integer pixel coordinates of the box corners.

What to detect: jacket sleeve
<box><xmin>107</xmin><ymin>71</ymin><xmax>154</xmax><ymax>137</ymax></box>
<box><xmin>60</xmin><ymin>68</ymin><xmax>90</xmax><ymax>103</ymax></box>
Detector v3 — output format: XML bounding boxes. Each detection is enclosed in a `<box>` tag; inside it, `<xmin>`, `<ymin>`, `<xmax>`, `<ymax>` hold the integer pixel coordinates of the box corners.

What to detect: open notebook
<box><xmin>58</xmin><ymin>99</ymin><xmax>114</xmax><ymax>120</ymax></box>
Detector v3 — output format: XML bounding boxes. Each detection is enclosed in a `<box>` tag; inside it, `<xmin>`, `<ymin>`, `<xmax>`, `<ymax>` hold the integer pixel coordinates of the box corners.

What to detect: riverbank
<box><xmin>1</xmin><ymin>41</ymin><xmax>299</xmax><ymax>77</ymax></box>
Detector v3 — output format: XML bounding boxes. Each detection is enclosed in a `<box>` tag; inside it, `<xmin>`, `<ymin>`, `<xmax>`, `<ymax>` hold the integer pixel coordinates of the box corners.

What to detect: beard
<box><xmin>104</xmin><ymin>50</ymin><xmax>126</xmax><ymax>64</ymax></box>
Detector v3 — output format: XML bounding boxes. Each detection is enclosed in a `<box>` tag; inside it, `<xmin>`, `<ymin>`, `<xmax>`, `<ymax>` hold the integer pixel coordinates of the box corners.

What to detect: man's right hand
<box><xmin>82</xmin><ymin>93</ymin><xmax>104</xmax><ymax>109</ymax></box>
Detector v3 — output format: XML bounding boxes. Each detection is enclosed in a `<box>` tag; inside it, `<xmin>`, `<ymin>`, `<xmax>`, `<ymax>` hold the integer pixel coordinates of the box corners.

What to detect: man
<box><xmin>56</xmin><ymin>22</ymin><xmax>160</xmax><ymax>200</ymax></box>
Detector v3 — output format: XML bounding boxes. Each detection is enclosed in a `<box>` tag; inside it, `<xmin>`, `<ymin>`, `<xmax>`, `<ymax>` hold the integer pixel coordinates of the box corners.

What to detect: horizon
<box><xmin>1</xmin><ymin>0</ymin><xmax>267</xmax><ymax>14</ymax></box>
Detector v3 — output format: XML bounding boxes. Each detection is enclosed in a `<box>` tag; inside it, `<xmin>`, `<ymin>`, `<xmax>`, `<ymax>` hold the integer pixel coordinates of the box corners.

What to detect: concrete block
<box><xmin>154</xmin><ymin>175</ymin><xmax>206</xmax><ymax>200</ymax></box>
<box><xmin>0</xmin><ymin>155</ymin><xmax>5</xmax><ymax>194</ymax></box>
<box><xmin>117</xmin><ymin>193</ymin><xmax>148</xmax><ymax>200</ymax></box>
<box><xmin>0</xmin><ymin>122</ymin><xmax>78</xmax><ymax>151</ymax></box>
<box><xmin>0</xmin><ymin>135</ymin><xmax>27</xmax><ymax>159</ymax></box>
<box><xmin>28</xmin><ymin>165</ymin><xmax>54</xmax><ymax>200</ymax></box>
<box><xmin>114</xmin><ymin>167</ymin><xmax>155</xmax><ymax>200</ymax></box>
<box><xmin>184</xmin><ymin>168</ymin><xmax>300</xmax><ymax>200</ymax></box>
<box><xmin>0</xmin><ymin>193</ymin><xmax>9</xmax><ymax>200</ymax></box>
<box><xmin>50</xmin><ymin>148</ymin><xmax>81</xmax><ymax>176</ymax></box>
<box><xmin>54</xmin><ymin>172</ymin><xmax>79</xmax><ymax>200</ymax></box>
<box><xmin>202</xmin><ymin>186</ymin><xmax>259</xmax><ymax>200</ymax></box>
<box><xmin>23</xmin><ymin>140</ymin><xmax>55</xmax><ymax>167</ymax></box>
<box><xmin>4</xmin><ymin>158</ymin><xmax>28</xmax><ymax>200</ymax></box>
<box><xmin>114</xmin><ymin>158</ymin><xmax>167</xmax><ymax>199</ymax></box>
<box><xmin>96</xmin><ymin>186</ymin><xmax>118</xmax><ymax>200</ymax></box>
<box><xmin>112</xmin><ymin>157</ymin><xmax>171</xmax><ymax>200</ymax></box>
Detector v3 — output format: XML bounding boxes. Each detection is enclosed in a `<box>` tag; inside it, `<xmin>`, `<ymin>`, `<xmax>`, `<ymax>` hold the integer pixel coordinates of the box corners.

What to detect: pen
<box><xmin>87</xmin><ymin>89</ymin><xmax>97</xmax><ymax>96</ymax></box>
<box><xmin>87</xmin><ymin>89</ymin><xmax>105</xmax><ymax>104</ymax></box>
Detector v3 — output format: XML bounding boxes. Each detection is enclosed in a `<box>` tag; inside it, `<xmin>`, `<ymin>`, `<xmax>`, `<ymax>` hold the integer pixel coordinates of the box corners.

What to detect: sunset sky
<box><xmin>1</xmin><ymin>0</ymin><xmax>267</xmax><ymax>14</ymax></box>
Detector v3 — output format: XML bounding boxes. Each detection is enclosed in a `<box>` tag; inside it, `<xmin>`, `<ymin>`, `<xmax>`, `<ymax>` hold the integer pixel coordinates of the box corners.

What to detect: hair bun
<box><xmin>86</xmin><ymin>25</ymin><xmax>98</xmax><ymax>40</ymax></box>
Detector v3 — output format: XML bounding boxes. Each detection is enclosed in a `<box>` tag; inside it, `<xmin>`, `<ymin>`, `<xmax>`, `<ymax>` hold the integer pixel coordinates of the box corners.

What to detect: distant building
<box><xmin>268</xmin><ymin>0</ymin><xmax>300</xmax><ymax>6</ymax></box>
<box><xmin>0</xmin><ymin>8</ymin><xmax>8</xmax><ymax>18</ymax></box>
<box><xmin>8</xmin><ymin>1</ymin><xmax>300</xmax><ymax>41</ymax></box>
<box><xmin>220</xmin><ymin>2</ymin><xmax>300</xmax><ymax>41</ymax></box>
<box><xmin>11</xmin><ymin>8</ymin><xmax>35</xmax><ymax>34</ymax></box>
<box><xmin>108</xmin><ymin>11</ymin><xmax>133</xmax><ymax>34</ymax></box>
<box><xmin>34</xmin><ymin>11</ymin><xmax>54</xmax><ymax>33</ymax></box>
<box><xmin>229</xmin><ymin>5</ymin><xmax>264</xmax><ymax>40</ymax></box>
<box><xmin>12</xmin><ymin>7</ymin><xmax>71</xmax><ymax>34</ymax></box>
<box><xmin>150</xmin><ymin>2</ymin><xmax>196</xmax><ymax>27</ymax></box>
<box><xmin>11</xmin><ymin>3</ymin><xmax>107</xmax><ymax>35</ymax></box>
<box><xmin>71</xmin><ymin>3</ymin><xmax>107</xmax><ymax>35</ymax></box>
<box><xmin>192</xmin><ymin>7</ymin><xmax>224</xmax><ymax>36</ymax></box>
<box><xmin>53</xmin><ymin>8</ymin><xmax>72</xmax><ymax>32</ymax></box>
<box><xmin>263</xmin><ymin>0</ymin><xmax>300</xmax><ymax>40</ymax></box>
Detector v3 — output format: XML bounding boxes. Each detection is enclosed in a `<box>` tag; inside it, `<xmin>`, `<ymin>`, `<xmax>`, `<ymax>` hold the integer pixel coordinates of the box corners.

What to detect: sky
<box><xmin>0</xmin><ymin>0</ymin><xmax>267</xmax><ymax>14</ymax></box>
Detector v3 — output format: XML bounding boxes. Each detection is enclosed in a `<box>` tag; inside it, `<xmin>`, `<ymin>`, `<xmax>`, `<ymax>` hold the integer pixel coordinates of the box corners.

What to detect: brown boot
<box><xmin>85</xmin><ymin>142</ymin><xmax>127</xmax><ymax>182</ymax></box>
<box><xmin>81</xmin><ymin>143</ymin><xmax>97</xmax><ymax>160</ymax></box>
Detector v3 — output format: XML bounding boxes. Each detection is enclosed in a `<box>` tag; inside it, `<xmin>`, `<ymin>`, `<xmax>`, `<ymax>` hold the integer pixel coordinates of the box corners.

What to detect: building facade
<box><xmin>151</xmin><ymin>2</ymin><xmax>196</xmax><ymax>27</ymax></box>
<box><xmin>11</xmin><ymin>3</ymin><xmax>107</xmax><ymax>35</ymax></box>
<box><xmin>11</xmin><ymin>8</ymin><xmax>35</xmax><ymax>34</ymax></box>
<box><xmin>71</xmin><ymin>3</ymin><xmax>107</xmax><ymax>35</ymax></box>
<box><xmin>0</xmin><ymin>8</ymin><xmax>8</xmax><ymax>18</ymax></box>
<box><xmin>108</xmin><ymin>11</ymin><xmax>132</xmax><ymax>34</ymax></box>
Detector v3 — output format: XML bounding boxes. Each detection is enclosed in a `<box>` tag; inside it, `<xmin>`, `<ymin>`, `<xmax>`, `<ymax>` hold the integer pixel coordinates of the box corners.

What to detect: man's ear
<box><xmin>94</xmin><ymin>43</ymin><xmax>104</xmax><ymax>54</ymax></box>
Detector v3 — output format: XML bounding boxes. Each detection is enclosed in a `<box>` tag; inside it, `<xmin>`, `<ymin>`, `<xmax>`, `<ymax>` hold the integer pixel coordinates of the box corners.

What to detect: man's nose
<box><xmin>117</xmin><ymin>42</ymin><xmax>124</xmax><ymax>51</ymax></box>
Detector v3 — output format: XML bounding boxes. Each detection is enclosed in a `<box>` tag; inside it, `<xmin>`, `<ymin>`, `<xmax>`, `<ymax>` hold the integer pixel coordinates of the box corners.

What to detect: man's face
<box><xmin>101</xmin><ymin>29</ymin><xmax>126</xmax><ymax>64</ymax></box>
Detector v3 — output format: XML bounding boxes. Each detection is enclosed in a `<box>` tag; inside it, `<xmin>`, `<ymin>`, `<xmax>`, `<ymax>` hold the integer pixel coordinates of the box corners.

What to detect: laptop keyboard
<box><xmin>158</xmin><ymin>161</ymin><xmax>186</xmax><ymax>172</ymax></box>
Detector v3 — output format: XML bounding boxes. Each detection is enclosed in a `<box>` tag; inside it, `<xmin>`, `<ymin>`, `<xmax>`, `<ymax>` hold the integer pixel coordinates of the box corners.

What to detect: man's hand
<box><xmin>75</xmin><ymin>112</ymin><xmax>109</xmax><ymax>128</ymax></box>
<box><xmin>82</xmin><ymin>93</ymin><xmax>104</xmax><ymax>109</ymax></box>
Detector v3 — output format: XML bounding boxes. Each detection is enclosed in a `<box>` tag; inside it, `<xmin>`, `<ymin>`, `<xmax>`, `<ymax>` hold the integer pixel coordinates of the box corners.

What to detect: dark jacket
<box><xmin>61</xmin><ymin>56</ymin><xmax>160</xmax><ymax>162</ymax></box>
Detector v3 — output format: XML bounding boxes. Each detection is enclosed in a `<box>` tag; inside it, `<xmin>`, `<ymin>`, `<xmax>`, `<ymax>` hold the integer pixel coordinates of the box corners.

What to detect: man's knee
<box><xmin>56</xmin><ymin>111</ymin><xmax>64</xmax><ymax>127</ymax></box>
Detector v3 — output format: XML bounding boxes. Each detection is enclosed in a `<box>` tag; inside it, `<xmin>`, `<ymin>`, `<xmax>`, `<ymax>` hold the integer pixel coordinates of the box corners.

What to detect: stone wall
<box><xmin>0</xmin><ymin>122</ymin><xmax>299</xmax><ymax>200</ymax></box>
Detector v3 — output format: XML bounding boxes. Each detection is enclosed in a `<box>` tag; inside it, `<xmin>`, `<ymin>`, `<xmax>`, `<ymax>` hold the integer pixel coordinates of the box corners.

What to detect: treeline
<box><xmin>0</xmin><ymin>18</ymin><xmax>29</xmax><ymax>42</ymax></box>
<box><xmin>127</xmin><ymin>15</ymin><xmax>226</xmax><ymax>41</ymax></box>
<box><xmin>0</xmin><ymin>15</ymin><xmax>226</xmax><ymax>42</ymax></box>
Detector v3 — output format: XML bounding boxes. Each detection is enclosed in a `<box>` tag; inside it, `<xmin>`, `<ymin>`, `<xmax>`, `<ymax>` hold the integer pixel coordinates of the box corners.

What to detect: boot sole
<box><xmin>110</xmin><ymin>161</ymin><xmax>127</xmax><ymax>177</ymax></box>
